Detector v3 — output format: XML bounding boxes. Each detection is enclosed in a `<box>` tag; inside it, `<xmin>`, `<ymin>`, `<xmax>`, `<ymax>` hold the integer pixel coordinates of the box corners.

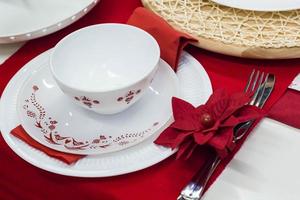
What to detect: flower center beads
<box><xmin>200</xmin><ymin>113</ymin><xmax>215</xmax><ymax>128</ymax></box>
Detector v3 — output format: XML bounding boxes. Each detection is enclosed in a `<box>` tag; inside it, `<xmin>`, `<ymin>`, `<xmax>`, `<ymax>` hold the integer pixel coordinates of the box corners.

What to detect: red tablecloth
<box><xmin>1</xmin><ymin>1</ymin><xmax>299</xmax><ymax>200</ymax></box>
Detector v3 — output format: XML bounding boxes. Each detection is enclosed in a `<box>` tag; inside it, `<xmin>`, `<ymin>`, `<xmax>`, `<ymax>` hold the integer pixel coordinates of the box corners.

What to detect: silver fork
<box><xmin>177</xmin><ymin>70</ymin><xmax>275</xmax><ymax>200</ymax></box>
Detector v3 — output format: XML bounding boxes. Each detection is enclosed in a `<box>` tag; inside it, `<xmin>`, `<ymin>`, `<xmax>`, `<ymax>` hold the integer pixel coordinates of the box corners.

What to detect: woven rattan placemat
<box><xmin>142</xmin><ymin>0</ymin><xmax>300</xmax><ymax>59</ymax></box>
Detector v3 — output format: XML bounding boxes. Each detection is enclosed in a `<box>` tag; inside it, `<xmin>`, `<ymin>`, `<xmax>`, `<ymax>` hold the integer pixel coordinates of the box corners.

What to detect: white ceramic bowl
<box><xmin>50</xmin><ymin>23</ymin><xmax>160</xmax><ymax>114</ymax></box>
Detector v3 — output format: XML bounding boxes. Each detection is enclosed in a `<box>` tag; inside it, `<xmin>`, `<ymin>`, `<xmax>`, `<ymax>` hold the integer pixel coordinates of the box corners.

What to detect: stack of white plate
<box><xmin>0</xmin><ymin>50</ymin><xmax>212</xmax><ymax>177</ymax></box>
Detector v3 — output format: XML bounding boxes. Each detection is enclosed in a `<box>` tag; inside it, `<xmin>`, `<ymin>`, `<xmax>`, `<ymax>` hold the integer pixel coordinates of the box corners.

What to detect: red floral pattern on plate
<box><xmin>74</xmin><ymin>96</ymin><xmax>100</xmax><ymax>108</ymax></box>
<box><xmin>22</xmin><ymin>85</ymin><xmax>159</xmax><ymax>151</ymax></box>
<box><xmin>117</xmin><ymin>89</ymin><xmax>141</xmax><ymax>104</ymax></box>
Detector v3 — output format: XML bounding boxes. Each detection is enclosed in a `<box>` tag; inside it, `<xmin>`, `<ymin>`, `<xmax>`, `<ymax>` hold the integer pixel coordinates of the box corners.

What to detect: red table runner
<box><xmin>0</xmin><ymin>1</ymin><xmax>299</xmax><ymax>200</ymax></box>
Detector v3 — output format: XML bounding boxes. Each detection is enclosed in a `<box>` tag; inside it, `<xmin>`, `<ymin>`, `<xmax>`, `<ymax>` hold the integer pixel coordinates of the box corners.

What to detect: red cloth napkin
<box><xmin>0</xmin><ymin>2</ymin><xmax>300</xmax><ymax>200</ymax></box>
<box><xmin>10</xmin><ymin>126</ymin><xmax>83</xmax><ymax>164</ymax></box>
<box><xmin>155</xmin><ymin>90</ymin><xmax>264</xmax><ymax>159</ymax></box>
<box><xmin>127</xmin><ymin>7</ymin><xmax>197</xmax><ymax>70</ymax></box>
<box><xmin>269</xmin><ymin>89</ymin><xmax>300</xmax><ymax>128</ymax></box>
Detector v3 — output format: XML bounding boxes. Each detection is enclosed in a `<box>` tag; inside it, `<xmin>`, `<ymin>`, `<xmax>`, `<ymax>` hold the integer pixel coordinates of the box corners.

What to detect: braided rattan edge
<box><xmin>142</xmin><ymin>0</ymin><xmax>300</xmax><ymax>59</ymax></box>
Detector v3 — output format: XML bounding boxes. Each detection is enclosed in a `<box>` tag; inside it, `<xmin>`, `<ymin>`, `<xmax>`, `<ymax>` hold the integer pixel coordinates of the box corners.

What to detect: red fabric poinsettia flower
<box><xmin>154</xmin><ymin>89</ymin><xmax>263</xmax><ymax>159</ymax></box>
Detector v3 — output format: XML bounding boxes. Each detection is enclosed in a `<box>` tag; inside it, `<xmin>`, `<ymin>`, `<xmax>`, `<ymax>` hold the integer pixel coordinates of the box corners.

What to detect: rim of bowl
<box><xmin>49</xmin><ymin>23</ymin><xmax>160</xmax><ymax>93</ymax></box>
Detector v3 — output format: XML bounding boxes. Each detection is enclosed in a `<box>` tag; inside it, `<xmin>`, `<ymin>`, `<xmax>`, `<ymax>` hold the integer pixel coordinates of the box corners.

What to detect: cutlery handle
<box><xmin>178</xmin><ymin>121</ymin><xmax>253</xmax><ymax>200</ymax></box>
<box><xmin>178</xmin><ymin>152</ymin><xmax>221</xmax><ymax>200</ymax></box>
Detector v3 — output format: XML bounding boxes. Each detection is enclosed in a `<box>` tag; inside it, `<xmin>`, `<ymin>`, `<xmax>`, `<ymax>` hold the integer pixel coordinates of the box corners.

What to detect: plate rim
<box><xmin>211</xmin><ymin>0</ymin><xmax>300</xmax><ymax>11</ymax></box>
<box><xmin>0</xmin><ymin>0</ymin><xmax>99</xmax><ymax>43</ymax></box>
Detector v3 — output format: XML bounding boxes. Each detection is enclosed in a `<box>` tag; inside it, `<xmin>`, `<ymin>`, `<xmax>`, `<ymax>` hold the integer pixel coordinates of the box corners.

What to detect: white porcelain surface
<box><xmin>0</xmin><ymin>50</ymin><xmax>212</xmax><ymax>177</ymax></box>
<box><xmin>211</xmin><ymin>0</ymin><xmax>300</xmax><ymax>11</ymax></box>
<box><xmin>203</xmin><ymin>119</ymin><xmax>300</xmax><ymax>200</ymax></box>
<box><xmin>18</xmin><ymin>53</ymin><xmax>178</xmax><ymax>155</ymax></box>
<box><xmin>0</xmin><ymin>0</ymin><xmax>98</xmax><ymax>43</ymax></box>
<box><xmin>50</xmin><ymin>24</ymin><xmax>160</xmax><ymax>114</ymax></box>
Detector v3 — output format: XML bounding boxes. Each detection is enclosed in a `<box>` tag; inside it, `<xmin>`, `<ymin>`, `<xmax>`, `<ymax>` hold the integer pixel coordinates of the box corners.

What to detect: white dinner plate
<box><xmin>211</xmin><ymin>0</ymin><xmax>300</xmax><ymax>11</ymax></box>
<box><xmin>17</xmin><ymin>53</ymin><xmax>179</xmax><ymax>155</ymax></box>
<box><xmin>0</xmin><ymin>50</ymin><xmax>212</xmax><ymax>177</ymax></box>
<box><xmin>0</xmin><ymin>0</ymin><xmax>99</xmax><ymax>43</ymax></box>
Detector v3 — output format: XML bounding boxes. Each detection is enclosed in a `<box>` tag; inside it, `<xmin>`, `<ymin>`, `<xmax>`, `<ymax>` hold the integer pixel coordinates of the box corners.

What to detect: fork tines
<box><xmin>245</xmin><ymin>69</ymin><xmax>269</xmax><ymax>106</ymax></box>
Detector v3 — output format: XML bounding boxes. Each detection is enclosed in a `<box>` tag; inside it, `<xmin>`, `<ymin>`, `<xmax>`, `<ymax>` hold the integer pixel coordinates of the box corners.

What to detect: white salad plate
<box><xmin>0</xmin><ymin>0</ymin><xmax>99</xmax><ymax>43</ymax></box>
<box><xmin>0</xmin><ymin>50</ymin><xmax>212</xmax><ymax>177</ymax></box>
<box><xmin>17</xmin><ymin>51</ymin><xmax>179</xmax><ymax>155</ymax></box>
<box><xmin>211</xmin><ymin>0</ymin><xmax>300</xmax><ymax>11</ymax></box>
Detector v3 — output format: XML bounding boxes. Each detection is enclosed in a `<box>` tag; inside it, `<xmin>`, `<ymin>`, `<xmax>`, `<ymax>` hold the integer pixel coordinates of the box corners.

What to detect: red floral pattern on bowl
<box><xmin>74</xmin><ymin>96</ymin><xmax>100</xmax><ymax>108</ymax></box>
<box><xmin>117</xmin><ymin>89</ymin><xmax>141</xmax><ymax>104</ymax></box>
